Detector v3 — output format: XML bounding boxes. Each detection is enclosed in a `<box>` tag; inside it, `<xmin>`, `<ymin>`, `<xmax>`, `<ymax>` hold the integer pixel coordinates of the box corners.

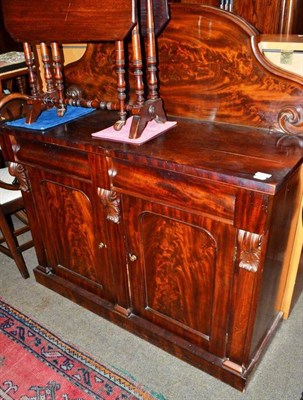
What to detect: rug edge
<box><xmin>0</xmin><ymin>298</ymin><xmax>167</xmax><ymax>400</ymax></box>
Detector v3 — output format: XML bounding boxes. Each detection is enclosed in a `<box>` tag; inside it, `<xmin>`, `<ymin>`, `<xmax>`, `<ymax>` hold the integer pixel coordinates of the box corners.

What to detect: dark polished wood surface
<box><xmin>0</xmin><ymin>6</ymin><xmax>20</xmax><ymax>52</ymax></box>
<box><xmin>1</xmin><ymin>0</ymin><xmax>170</xmax><ymax>42</ymax></box>
<box><xmin>4</xmin><ymin>110</ymin><xmax>302</xmax><ymax>194</ymax></box>
<box><xmin>1</xmin><ymin>0</ymin><xmax>136</xmax><ymax>42</ymax></box>
<box><xmin>233</xmin><ymin>0</ymin><xmax>303</xmax><ymax>34</ymax></box>
<box><xmin>176</xmin><ymin>0</ymin><xmax>303</xmax><ymax>34</ymax></box>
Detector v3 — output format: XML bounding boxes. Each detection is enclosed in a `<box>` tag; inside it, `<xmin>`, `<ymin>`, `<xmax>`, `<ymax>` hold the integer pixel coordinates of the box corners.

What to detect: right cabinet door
<box><xmin>122</xmin><ymin>195</ymin><xmax>237</xmax><ymax>358</ymax></box>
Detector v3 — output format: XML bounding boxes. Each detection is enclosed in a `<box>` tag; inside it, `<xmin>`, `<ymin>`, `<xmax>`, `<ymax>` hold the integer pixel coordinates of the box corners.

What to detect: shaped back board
<box><xmin>64</xmin><ymin>4</ymin><xmax>303</xmax><ymax>134</ymax></box>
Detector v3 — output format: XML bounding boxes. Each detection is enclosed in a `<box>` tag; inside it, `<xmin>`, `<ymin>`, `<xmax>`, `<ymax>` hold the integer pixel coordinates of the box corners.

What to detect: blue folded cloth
<box><xmin>6</xmin><ymin>106</ymin><xmax>95</xmax><ymax>130</ymax></box>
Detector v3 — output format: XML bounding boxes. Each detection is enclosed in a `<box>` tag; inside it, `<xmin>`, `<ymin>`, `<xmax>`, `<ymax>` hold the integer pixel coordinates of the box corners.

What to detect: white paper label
<box><xmin>253</xmin><ymin>172</ymin><xmax>272</xmax><ymax>181</ymax></box>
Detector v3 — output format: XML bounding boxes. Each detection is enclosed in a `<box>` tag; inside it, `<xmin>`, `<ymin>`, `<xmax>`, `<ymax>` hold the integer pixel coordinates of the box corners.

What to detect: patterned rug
<box><xmin>0</xmin><ymin>299</ymin><xmax>165</xmax><ymax>400</ymax></box>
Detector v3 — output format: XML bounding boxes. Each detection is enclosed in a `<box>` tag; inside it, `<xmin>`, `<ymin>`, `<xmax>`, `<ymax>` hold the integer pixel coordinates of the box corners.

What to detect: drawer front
<box><xmin>111</xmin><ymin>159</ymin><xmax>236</xmax><ymax>221</ymax></box>
<box><xmin>15</xmin><ymin>140</ymin><xmax>90</xmax><ymax>179</ymax></box>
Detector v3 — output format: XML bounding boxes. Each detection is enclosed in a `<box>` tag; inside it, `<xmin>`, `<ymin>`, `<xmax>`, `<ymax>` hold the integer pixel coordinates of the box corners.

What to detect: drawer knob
<box><xmin>99</xmin><ymin>242</ymin><xmax>107</xmax><ymax>249</ymax></box>
<box><xmin>128</xmin><ymin>253</ymin><xmax>137</xmax><ymax>262</ymax></box>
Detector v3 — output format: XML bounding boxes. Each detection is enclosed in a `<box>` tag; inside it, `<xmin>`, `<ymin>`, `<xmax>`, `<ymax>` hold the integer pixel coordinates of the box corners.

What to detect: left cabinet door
<box><xmin>25</xmin><ymin>163</ymin><xmax>116</xmax><ymax>303</ymax></box>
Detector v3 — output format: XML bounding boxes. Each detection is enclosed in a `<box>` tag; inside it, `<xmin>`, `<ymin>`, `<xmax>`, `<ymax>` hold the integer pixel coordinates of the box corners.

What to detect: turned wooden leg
<box><xmin>114</xmin><ymin>40</ymin><xmax>127</xmax><ymax>131</ymax></box>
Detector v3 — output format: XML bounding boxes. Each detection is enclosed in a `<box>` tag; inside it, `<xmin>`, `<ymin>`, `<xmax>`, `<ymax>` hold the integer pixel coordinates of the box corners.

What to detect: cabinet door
<box><xmin>123</xmin><ymin>196</ymin><xmax>236</xmax><ymax>357</ymax></box>
<box><xmin>28</xmin><ymin>167</ymin><xmax>115</xmax><ymax>302</ymax></box>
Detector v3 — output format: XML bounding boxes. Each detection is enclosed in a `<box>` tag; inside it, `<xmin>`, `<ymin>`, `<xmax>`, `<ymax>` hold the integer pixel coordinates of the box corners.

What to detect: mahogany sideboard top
<box><xmin>1</xmin><ymin>109</ymin><xmax>302</xmax><ymax>195</ymax></box>
<box><xmin>0</xmin><ymin>2</ymin><xmax>302</xmax><ymax>392</ymax></box>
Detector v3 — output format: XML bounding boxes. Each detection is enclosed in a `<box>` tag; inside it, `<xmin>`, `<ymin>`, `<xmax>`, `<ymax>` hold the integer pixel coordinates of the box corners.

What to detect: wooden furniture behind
<box><xmin>0</xmin><ymin>66</ymin><xmax>28</xmax><ymax>98</ymax></box>
<box><xmin>258</xmin><ymin>34</ymin><xmax>303</xmax><ymax>319</ymax></box>
<box><xmin>0</xmin><ymin>3</ymin><xmax>302</xmax><ymax>391</ymax></box>
<box><xmin>0</xmin><ymin>7</ymin><xmax>27</xmax><ymax>97</ymax></box>
<box><xmin>175</xmin><ymin>0</ymin><xmax>303</xmax><ymax>34</ymax></box>
<box><xmin>280</xmin><ymin>165</ymin><xmax>303</xmax><ymax>318</ymax></box>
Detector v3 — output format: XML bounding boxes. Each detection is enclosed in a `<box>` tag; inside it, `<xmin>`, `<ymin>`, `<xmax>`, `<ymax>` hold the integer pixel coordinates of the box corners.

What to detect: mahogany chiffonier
<box><xmin>0</xmin><ymin>3</ymin><xmax>302</xmax><ymax>391</ymax></box>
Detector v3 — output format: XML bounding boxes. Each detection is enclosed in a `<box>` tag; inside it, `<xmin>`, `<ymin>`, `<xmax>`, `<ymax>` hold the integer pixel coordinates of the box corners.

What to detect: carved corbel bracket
<box><xmin>238</xmin><ymin>230</ymin><xmax>263</xmax><ymax>273</ymax></box>
<box><xmin>275</xmin><ymin>105</ymin><xmax>303</xmax><ymax>147</ymax></box>
<box><xmin>8</xmin><ymin>162</ymin><xmax>30</xmax><ymax>192</ymax></box>
<box><xmin>98</xmin><ymin>188</ymin><xmax>120</xmax><ymax>224</ymax></box>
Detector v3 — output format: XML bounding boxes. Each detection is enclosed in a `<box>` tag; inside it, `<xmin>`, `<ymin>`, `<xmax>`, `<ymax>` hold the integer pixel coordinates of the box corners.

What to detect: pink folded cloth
<box><xmin>92</xmin><ymin>116</ymin><xmax>177</xmax><ymax>145</ymax></box>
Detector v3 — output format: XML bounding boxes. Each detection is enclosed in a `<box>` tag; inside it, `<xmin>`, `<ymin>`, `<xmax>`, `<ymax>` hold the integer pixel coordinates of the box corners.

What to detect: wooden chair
<box><xmin>0</xmin><ymin>165</ymin><xmax>33</xmax><ymax>278</ymax></box>
<box><xmin>0</xmin><ymin>7</ymin><xmax>28</xmax><ymax>98</ymax></box>
<box><xmin>0</xmin><ymin>60</ymin><xmax>28</xmax><ymax>98</ymax></box>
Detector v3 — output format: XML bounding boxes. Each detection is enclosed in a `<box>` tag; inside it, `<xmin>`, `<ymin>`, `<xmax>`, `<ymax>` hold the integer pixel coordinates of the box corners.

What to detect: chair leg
<box><xmin>0</xmin><ymin>213</ymin><xmax>29</xmax><ymax>278</ymax></box>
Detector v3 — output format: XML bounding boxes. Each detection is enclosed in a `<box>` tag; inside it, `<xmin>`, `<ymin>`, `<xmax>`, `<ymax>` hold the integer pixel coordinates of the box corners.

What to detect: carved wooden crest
<box><xmin>8</xmin><ymin>162</ymin><xmax>30</xmax><ymax>192</ymax></box>
<box><xmin>276</xmin><ymin>105</ymin><xmax>303</xmax><ymax>147</ymax></box>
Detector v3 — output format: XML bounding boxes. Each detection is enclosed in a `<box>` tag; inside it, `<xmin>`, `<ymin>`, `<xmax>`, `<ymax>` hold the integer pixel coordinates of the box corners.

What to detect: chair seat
<box><xmin>0</xmin><ymin>164</ymin><xmax>33</xmax><ymax>279</ymax></box>
<box><xmin>0</xmin><ymin>52</ymin><xmax>26</xmax><ymax>74</ymax></box>
<box><xmin>0</xmin><ymin>167</ymin><xmax>22</xmax><ymax>205</ymax></box>
<box><xmin>0</xmin><ymin>52</ymin><xmax>27</xmax><ymax>98</ymax></box>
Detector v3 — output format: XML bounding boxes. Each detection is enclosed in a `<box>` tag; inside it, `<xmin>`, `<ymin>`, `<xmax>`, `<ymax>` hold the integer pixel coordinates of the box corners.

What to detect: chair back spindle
<box><xmin>114</xmin><ymin>40</ymin><xmax>127</xmax><ymax>131</ymax></box>
<box><xmin>51</xmin><ymin>42</ymin><xmax>66</xmax><ymax>117</ymax></box>
<box><xmin>23</xmin><ymin>42</ymin><xmax>39</xmax><ymax>97</ymax></box>
<box><xmin>132</xmin><ymin>23</ymin><xmax>145</xmax><ymax>110</ymax></box>
<box><xmin>40</xmin><ymin>42</ymin><xmax>55</xmax><ymax>94</ymax></box>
